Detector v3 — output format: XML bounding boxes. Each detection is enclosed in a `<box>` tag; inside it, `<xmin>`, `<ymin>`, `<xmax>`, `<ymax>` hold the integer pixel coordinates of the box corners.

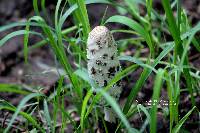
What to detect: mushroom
<box><xmin>87</xmin><ymin>26</ymin><xmax>122</xmax><ymax>123</ymax></box>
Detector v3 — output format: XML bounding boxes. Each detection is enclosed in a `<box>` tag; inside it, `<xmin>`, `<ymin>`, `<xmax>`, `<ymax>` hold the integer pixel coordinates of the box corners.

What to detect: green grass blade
<box><xmin>55</xmin><ymin>3</ymin><xmax>83</xmax><ymax>99</ymax></box>
<box><xmin>123</xmin><ymin>43</ymin><xmax>174</xmax><ymax>114</ymax></box>
<box><xmin>105</xmin><ymin>15</ymin><xmax>153</xmax><ymax>56</ymax></box>
<box><xmin>0</xmin><ymin>30</ymin><xmax>41</xmax><ymax>47</ymax></box>
<box><xmin>29</xmin><ymin>25</ymin><xmax>78</xmax><ymax>52</ymax></box>
<box><xmin>172</xmin><ymin>106</ymin><xmax>198</xmax><ymax>133</ymax></box>
<box><xmin>162</xmin><ymin>0</ymin><xmax>182</xmax><ymax>63</ymax></box>
<box><xmin>191</xmin><ymin>38</ymin><xmax>200</xmax><ymax>52</ymax></box>
<box><xmin>180</xmin><ymin>35</ymin><xmax>196</xmax><ymax>106</ymax></box>
<box><xmin>23</xmin><ymin>16</ymin><xmax>50</xmax><ymax>63</ymax></box>
<box><xmin>0</xmin><ymin>100</ymin><xmax>42</xmax><ymax>131</ymax></box>
<box><xmin>150</xmin><ymin>69</ymin><xmax>165</xmax><ymax>133</ymax></box>
<box><xmin>181</xmin><ymin>22</ymin><xmax>200</xmax><ymax>52</ymax></box>
<box><xmin>60</xmin><ymin>0</ymin><xmax>111</xmax><ymax>27</ymax></box>
<box><xmin>24</xmin><ymin>22</ymin><xmax>30</xmax><ymax>63</ymax></box>
<box><xmin>0</xmin><ymin>84</ymin><xmax>31</xmax><ymax>95</ymax></box>
<box><xmin>0</xmin><ymin>22</ymin><xmax>44</xmax><ymax>32</ymax></box>
<box><xmin>43</xmin><ymin>99</ymin><xmax>53</xmax><ymax>132</ymax></box>
<box><xmin>137</xmin><ymin>104</ymin><xmax>151</xmax><ymax>124</ymax></box>
<box><xmin>55</xmin><ymin>0</ymin><xmax>62</xmax><ymax>27</ymax></box>
<box><xmin>119</xmin><ymin>55</ymin><xmax>157</xmax><ymax>73</ymax></box>
<box><xmin>68</xmin><ymin>0</ymin><xmax>82</xmax><ymax>27</ymax></box>
<box><xmin>166</xmin><ymin>73</ymin><xmax>175</xmax><ymax>133</ymax></box>
<box><xmin>124</xmin><ymin>0</ymin><xmax>148</xmax><ymax>25</ymax></box>
<box><xmin>41</xmin><ymin>0</ymin><xmax>48</xmax><ymax>21</ymax></box>
<box><xmin>77</xmin><ymin>0</ymin><xmax>91</xmax><ymax>39</ymax></box>
<box><xmin>33</xmin><ymin>0</ymin><xmax>40</xmax><ymax>16</ymax></box>
<box><xmin>4</xmin><ymin>93</ymin><xmax>44</xmax><ymax>133</ymax></box>
<box><xmin>80</xmin><ymin>89</ymin><xmax>93</xmax><ymax>132</ymax></box>
<box><xmin>146</xmin><ymin>0</ymin><xmax>153</xmax><ymax>19</ymax></box>
<box><xmin>176</xmin><ymin>0</ymin><xmax>181</xmax><ymax>30</ymax></box>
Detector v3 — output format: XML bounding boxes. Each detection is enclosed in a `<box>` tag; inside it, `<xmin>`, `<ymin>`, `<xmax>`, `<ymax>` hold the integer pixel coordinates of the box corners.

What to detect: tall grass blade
<box><xmin>150</xmin><ymin>69</ymin><xmax>165</xmax><ymax>133</ymax></box>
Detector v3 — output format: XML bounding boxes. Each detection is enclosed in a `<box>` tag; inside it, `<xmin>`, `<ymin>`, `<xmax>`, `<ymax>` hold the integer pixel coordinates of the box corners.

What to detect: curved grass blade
<box><xmin>137</xmin><ymin>104</ymin><xmax>151</xmax><ymax>133</ymax></box>
<box><xmin>105</xmin><ymin>15</ymin><xmax>153</xmax><ymax>56</ymax></box>
<box><xmin>0</xmin><ymin>84</ymin><xmax>31</xmax><ymax>95</ymax></box>
<box><xmin>172</xmin><ymin>106</ymin><xmax>198</xmax><ymax>133</ymax></box>
<box><xmin>23</xmin><ymin>16</ymin><xmax>49</xmax><ymax>63</ymax></box>
<box><xmin>124</xmin><ymin>0</ymin><xmax>148</xmax><ymax>25</ymax></box>
<box><xmin>137</xmin><ymin>104</ymin><xmax>151</xmax><ymax>124</ymax></box>
<box><xmin>80</xmin><ymin>89</ymin><xmax>93</xmax><ymax>132</ymax></box>
<box><xmin>0</xmin><ymin>100</ymin><xmax>42</xmax><ymax>131</ymax></box>
<box><xmin>60</xmin><ymin>0</ymin><xmax>111</xmax><ymax>27</ymax></box>
<box><xmin>0</xmin><ymin>30</ymin><xmax>42</xmax><ymax>47</ymax></box>
<box><xmin>123</xmin><ymin>43</ymin><xmax>174</xmax><ymax>114</ymax></box>
<box><xmin>4</xmin><ymin>93</ymin><xmax>44</xmax><ymax>133</ymax></box>
<box><xmin>0</xmin><ymin>22</ymin><xmax>46</xmax><ymax>33</ymax></box>
<box><xmin>119</xmin><ymin>55</ymin><xmax>157</xmax><ymax>73</ymax></box>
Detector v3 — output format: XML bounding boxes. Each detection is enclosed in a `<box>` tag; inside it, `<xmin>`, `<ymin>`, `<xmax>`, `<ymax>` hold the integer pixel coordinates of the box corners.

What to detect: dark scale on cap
<box><xmin>116</xmin><ymin>66</ymin><xmax>120</xmax><ymax>71</ymax></box>
<box><xmin>103</xmin><ymin>62</ymin><xmax>107</xmax><ymax>66</ymax></box>
<box><xmin>111</xmin><ymin>55</ymin><xmax>114</xmax><ymax>60</ymax></box>
<box><xmin>98</xmin><ymin>45</ymin><xmax>103</xmax><ymax>49</ymax></box>
<box><xmin>104</xmin><ymin>80</ymin><xmax>107</xmax><ymax>87</ymax></box>
<box><xmin>110</xmin><ymin>36</ymin><xmax>113</xmax><ymax>42</ymax></box>
<box><xmin>108</xmin><ymin>67</ymin><xmax>116</xmax><ymax>77</ymax></box>
<box><xmin>116</xmin><ymin>80</ymin><xmax>122</xmax><ymax>87</ymax></box>
<box><xmin>102</xmin><ymin>54</ymin><xmax>108</xmax><ymax>59</ymax></box>
<box><xmin>96</xmin><ymin>60</ymin><xmax>102</xmax><ymax>65</ymax></box>
<box><xmin>95</xmin><ymin>80</ymin><xmax>99</xmax><ymax>85</ymax></box>
<box><xmin>102</xmin><ymin>39</ymin><xmax>107</xmax><ymax>44</ymax></box>
<box><xmin>99</xmin><ymin>69</ymin><xmax>104</xmax><ymax>76</ymax></box>
<box><xmin>107</xmin><ymin>37</ymin><xmax>112</xmax><ymax>47</ymax></box>
<box><xmin>108</xmin><ymin>43</ymin><xmax>112</xmax><ymax>48</ymax></box>
<box><xmin>90</xmin><ymin>49</ymin><xmax>96</xmax><ymax>55</ymax></box>
<box><xmin>96</xmin><ymin>40</ymin><xmax>103</xmax><ymax>49</ymax></box>
<box><xmin>97</xmin><ymin>44</ymin><xmax>103</xmax><ymax>49</ymax></box>
<box><xmin>116</xmin><ymin>94</ymin><xmax>120</xmax><ymax>100</ymax></box>
<box><xmin>91</xmin><ymin>67</ymin><xmax>96</xmax><ymax>75</ymax></box>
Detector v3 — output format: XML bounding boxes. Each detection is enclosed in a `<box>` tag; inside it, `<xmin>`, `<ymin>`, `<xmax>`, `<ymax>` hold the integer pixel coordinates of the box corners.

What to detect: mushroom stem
<box><xmin>104</xmin><ymin>107</ymin><xmax>116</xmax><ymax>123</ymax></box>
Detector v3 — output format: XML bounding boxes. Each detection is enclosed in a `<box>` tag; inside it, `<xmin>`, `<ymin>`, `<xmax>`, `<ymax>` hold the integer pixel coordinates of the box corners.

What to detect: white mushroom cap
<box><xmin>87</xmin><ymin>26</ymin><xmax>122</xmax><ymax>105</ymax></box>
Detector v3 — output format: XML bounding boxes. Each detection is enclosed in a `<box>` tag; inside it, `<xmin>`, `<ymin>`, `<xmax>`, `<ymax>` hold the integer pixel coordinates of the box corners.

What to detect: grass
<box><xmin>0</xmin><ymin>0</ymin><xmax>199</xmax><ymax>132</ymax></box>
